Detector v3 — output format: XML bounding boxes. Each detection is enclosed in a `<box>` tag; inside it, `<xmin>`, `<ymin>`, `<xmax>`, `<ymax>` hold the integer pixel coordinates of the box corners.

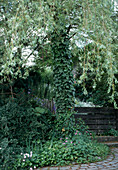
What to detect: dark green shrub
<box><xmin>0</xmin><ymin>100</ymin><xmax>56</xmax><ymax>169</ymax></box>
<box><xmin>102</xmin><ymin>128</ymin><xmax>118</xmax><ymax>137</ymax></box>
<box><xmin>0</xmin><ymin>67</ymin><xmax>53</xmax><ymax>108</ymax></box>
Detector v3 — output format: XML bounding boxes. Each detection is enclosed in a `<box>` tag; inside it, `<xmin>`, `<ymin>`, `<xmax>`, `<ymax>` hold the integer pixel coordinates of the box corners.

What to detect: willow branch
<box><xmin>24</xmin><ymin>35</ymin><xmax>48</xmax><ymax>62</ymax></box>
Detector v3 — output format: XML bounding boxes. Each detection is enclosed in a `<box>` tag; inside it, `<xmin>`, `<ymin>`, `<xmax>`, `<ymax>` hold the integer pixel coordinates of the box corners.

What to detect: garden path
<box><xmin>37</xmin><ymin>148</ymin><xmax>118</xmax><ymax>170</ymax></box>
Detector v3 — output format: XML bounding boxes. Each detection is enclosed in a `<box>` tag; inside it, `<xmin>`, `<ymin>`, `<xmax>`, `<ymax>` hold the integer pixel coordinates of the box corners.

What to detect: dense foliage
<box><xmin>0</xmin><ymin>100</ymin><xmax>110</xmax><ymax>169</ymax></box>
<box><xmin>0</xmin><ymin>100</ymin><xmax>56</xmax><ymax>169</ymax></box>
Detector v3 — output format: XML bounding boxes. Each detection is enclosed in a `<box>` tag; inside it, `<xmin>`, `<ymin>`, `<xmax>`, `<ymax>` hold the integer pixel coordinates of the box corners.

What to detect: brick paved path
<box><xmin>38</xmin><ymin>148</ymin><xmax>118</xmax><ymax>170</ymax></box>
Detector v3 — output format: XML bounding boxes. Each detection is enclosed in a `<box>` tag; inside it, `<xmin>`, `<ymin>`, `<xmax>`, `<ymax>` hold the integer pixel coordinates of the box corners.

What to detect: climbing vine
<box><xmin>51</xmin><ymin>30</ymin><xmax>75</xmax><ymax>114</ymax></box>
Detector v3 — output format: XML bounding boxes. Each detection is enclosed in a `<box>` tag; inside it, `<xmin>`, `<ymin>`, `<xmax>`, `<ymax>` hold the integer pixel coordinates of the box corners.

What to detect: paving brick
<box><xmin>106</xmin><ymin>158</ymin><xmax>113</xmax><ymax>161</ymax></box>
<box><xmin>80</xmin><ymin>165</ymin><xmax>89</xmax><ymax>167</ymax></box>
<box><xmin>112</xmin><ymin>165</ymin><xmax>118</xmax><ymax>168</ymax></box>
<box><xmin>71</xmin><ymin>165</ymin><xmax>80</xmax><ymax>170</ymax></box>
<box><xmin>86</xmin><ymin>168</ymin><xmax>98</xmax><ymax>170</ymax></box>
<box><xmin>107</xmin><ymin>168</ymin><xmax>118</xmax><ymax>170</ymax></box>
<box><xmin>95</xmin><ymin>164</ymin><xmax>105</xmax><ymax>168</ymax></box>
<box><xmin>89</xmin><ymin>163</ymin><xmax>97</xmax><ymax>166</ymax></box>
<box><xmin>59</xmin><ymin>166</ymin><xmax>71</xmax><ymax>170</ymax></box>
<box><xmin>49</xmin><ymin>167</ymin><xmax>59</xmax><ymax>170</ymax></box>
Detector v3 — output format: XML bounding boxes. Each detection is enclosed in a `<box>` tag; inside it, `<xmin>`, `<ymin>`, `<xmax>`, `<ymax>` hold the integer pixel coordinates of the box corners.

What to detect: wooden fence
<box><xmin>43</xmin><ymin>99</ymin><xmax>55</xmax><ymax>114</ymax></box>
<box><xmin>74</xmin><ymin>107</ymin><xmax>118</xmax><ymax>134</ymax></box>
<box><xmin>39</xmin><ymin>100</ymin><xmax>118</xmax><ymax>134</ymax></box>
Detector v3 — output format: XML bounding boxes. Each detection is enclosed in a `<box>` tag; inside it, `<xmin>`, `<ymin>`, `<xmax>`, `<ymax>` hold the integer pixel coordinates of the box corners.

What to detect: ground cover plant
<box><xmin>15</xmin><ymin>125</ymin><xmax>110</xmax><ymax>170</ymax></box>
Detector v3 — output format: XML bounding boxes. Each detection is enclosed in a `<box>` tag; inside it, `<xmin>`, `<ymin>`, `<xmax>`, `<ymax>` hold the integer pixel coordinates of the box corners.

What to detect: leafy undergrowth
<box><xmin>0</xmin><ymin>101</ymin><xmax>110</xmax><ymax>170</ymax></box>
<box><xmin>15</xmin><ymin>132</ymin><xmax>110</xmax><ymax>170</ymax></box>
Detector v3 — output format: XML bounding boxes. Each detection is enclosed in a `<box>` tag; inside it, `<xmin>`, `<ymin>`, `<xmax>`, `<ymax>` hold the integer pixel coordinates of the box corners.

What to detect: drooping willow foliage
<box><xmin>74</xmin><ymin>0</ymin><xmax>118</xmax><ymax>107</ymax></box>
<box><xmin>0</xmin><ymin>0</ymin><xmax>118</xmax><ymax>109</ymax></box>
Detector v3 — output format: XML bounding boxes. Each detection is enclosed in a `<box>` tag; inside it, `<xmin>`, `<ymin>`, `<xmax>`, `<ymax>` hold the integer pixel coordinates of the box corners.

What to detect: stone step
<box><xmin>101</xmin><ymin>142</ymin><xmax>118</xmax><ymax>147</ymax></box>
<box><xmin>95</xmin><ymin>136</ymin><xmax>118</xmax><ymax>142</ymax></box>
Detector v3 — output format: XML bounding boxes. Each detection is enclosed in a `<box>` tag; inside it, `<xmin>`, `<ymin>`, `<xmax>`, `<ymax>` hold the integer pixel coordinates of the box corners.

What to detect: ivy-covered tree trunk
<box><xmin>51</xmin><ymin>30</ymin><xmax>75</xmax><ymax>115</ymax></box>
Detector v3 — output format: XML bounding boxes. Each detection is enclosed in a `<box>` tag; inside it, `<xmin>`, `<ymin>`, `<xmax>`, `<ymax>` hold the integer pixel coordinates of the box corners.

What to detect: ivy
<box><xmin>51</xmin><ymin>31</ymin><xmax>75</xmax><ymax>115</ymax></box>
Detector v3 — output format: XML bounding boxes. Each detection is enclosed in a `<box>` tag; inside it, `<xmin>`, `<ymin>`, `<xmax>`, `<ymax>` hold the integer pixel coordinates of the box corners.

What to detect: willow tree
<box><xmin>0</xmin><ymin>0</ymin><xmax>118</xmax><ymax>112</ymax></box>
<box><xmin>72</xmin><ymin>0</ymin><xmax>118</xmax><ymax>107</ymax></box>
